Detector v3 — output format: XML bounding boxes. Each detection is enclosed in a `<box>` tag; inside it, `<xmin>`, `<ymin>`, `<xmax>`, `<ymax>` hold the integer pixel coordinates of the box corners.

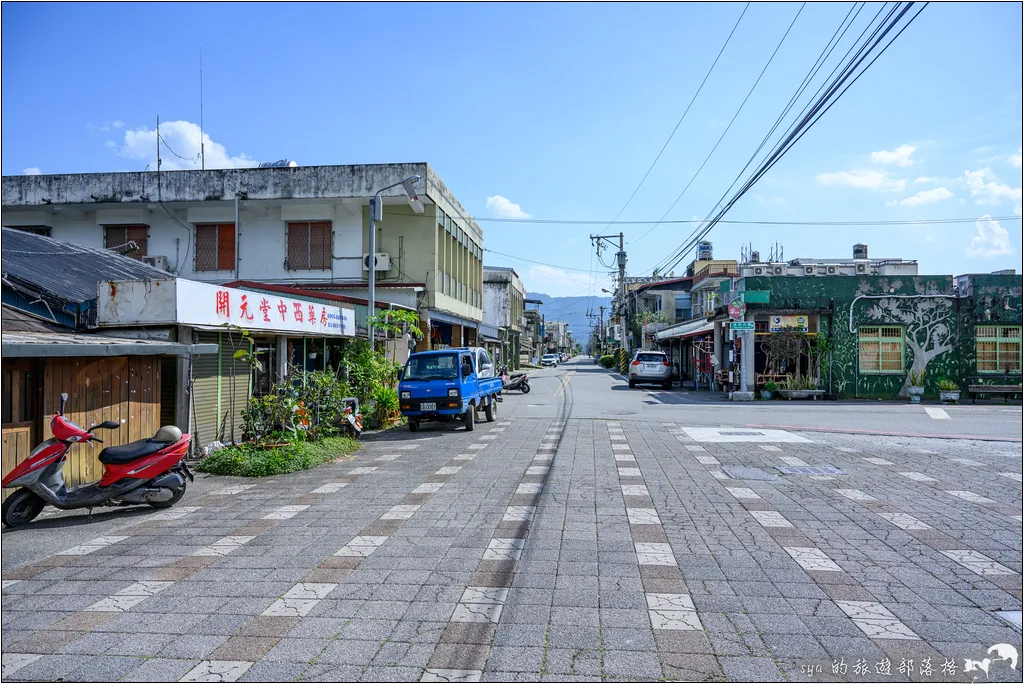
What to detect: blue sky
<box><xmin>3</xmin><ymin>2</ymin><xmax>1021</xmax><ymax>297</ymax></box>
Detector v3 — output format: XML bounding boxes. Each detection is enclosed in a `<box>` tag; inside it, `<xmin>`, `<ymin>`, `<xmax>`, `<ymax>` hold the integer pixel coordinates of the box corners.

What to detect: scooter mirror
<box><xmin>97</xmin><ymin>420</ymin><xmax>121</xmax><ymax>430</ymax></box>
<box><xmin>59</xmin><ymin>393</ymin><xmax>69</xmax><ymax>415</ymax></box>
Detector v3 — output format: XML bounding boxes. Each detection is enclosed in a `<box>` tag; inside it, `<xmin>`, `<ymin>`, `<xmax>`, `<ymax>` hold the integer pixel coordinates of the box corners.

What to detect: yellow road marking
<box><xmin>554</xmin><ymin>370</ymin><xmax>575</xmax><ymax>397</ymax></box>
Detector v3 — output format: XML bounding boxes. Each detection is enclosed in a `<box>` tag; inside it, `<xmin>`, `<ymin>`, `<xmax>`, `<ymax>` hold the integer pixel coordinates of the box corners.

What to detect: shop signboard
<box><xmin>98</xmin><ymin>278</ymin><xmax>356</xmax><ymax>337</ymax></box>
<box><xmin>769</xmin><ymin>315</ymin><xmax>808</xmax><ymax>333</ymax></box>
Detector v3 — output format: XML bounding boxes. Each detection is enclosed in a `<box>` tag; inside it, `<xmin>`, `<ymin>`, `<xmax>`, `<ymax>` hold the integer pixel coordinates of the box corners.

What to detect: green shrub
<box><xmin>196</xmin><ymin>436</ymin><xmax>360</xmax><ymax>478</ymax></box>
<box><xmin>372</xmin><ymin>385</ymin><xmax>400</xmax><ymax>426</ymax></box>
<box><xmin>937</xmin><ymin>378</ymin><xmax>959</xmax><ymax>391</ymax></box>
<box><xmin>764</xmin><ymin>380</ymin><xmax>779</xmax><ymax>392</ymax></box>
<box><xmin>599</xmin><ymin>355</ymin><xmax>616</xmax><ymax>369</ymax></box>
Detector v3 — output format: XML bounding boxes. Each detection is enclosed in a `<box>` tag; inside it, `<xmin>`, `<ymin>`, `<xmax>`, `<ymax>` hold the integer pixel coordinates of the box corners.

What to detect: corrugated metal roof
<box><xmin>2</xmin><ymin>330</ymin><xmax>218</xmax><ymax>357</ymax></box>
<box><xmin>1</xmin><ymin>228</ymin><xmax>169</xmax><ymax>304</ymax></box>
<box><xmin>1</xmin><ymin>304</ymin><xmax>69</xmax><ymax>333</ymax></box>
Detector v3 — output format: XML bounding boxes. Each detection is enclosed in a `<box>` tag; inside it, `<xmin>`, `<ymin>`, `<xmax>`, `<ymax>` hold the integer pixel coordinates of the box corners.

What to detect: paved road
<box><xmin>2</xmin><ymin>358</ymin><xmax>1021</xmax><ymax>682</ymax></box>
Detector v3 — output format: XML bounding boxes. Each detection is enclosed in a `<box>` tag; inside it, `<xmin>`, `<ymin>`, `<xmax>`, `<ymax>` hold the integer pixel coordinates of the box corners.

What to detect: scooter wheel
<box><xmin>1</xmin><ymin>489</ymin><xmax>45</xmax><ymax>527</ymax></box>
<box><xmin>149</xmin><ymin>480</ymin><xmax>187</xmax><ymax>509</ymax></box>
<box><xmin>521</xmin><ymin>383</ymin><xmax>531</xmax><ymax>394</ymax></box>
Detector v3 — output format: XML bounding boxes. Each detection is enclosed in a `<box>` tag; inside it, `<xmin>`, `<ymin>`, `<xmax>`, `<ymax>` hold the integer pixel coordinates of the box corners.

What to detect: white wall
<box><xmin>2</xmin><ymin>200</ymin><xmax>364</xmax><ymax>284</ymax></box>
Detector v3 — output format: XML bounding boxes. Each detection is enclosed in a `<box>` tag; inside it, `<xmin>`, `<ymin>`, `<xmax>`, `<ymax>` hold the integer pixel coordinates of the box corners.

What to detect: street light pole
<box><xmin>367</xmin><ymin>175</ymin><xmax>422</xmax><ymax>342</ymax></box>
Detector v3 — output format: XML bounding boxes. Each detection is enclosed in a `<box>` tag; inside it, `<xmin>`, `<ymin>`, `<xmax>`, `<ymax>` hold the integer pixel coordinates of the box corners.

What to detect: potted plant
<box><xmin>907</xmin><ymin>369</ymin><xmax>925</xmax><ymax>403</ymax></box>
<box><xmin>777</xmin><ymin>374</ymin><xmax>825</xmax><ymax>400</ymax></box>
<box><xmin>937</xmin><ymin>378</ymin><xmax>960</xmax><ymax>404</ymax></box>
<box><xmin>761</xmin><ymin>380</ymin><xmax>778</xmax><ymax>400</ymax></box>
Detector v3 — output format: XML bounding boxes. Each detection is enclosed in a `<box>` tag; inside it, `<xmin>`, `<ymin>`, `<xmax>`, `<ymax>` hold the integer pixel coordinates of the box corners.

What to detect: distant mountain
<box><xmin>527</xmin><ymin>291</ymin><xmax>612</xmax><ymax>346</ymax></box>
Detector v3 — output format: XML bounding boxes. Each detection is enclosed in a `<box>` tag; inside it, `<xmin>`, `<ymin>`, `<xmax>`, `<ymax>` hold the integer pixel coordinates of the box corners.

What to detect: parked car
<box><xmin>399</xmin><ymin>347</ymin><xmax>503</xmax><ymax>432</ymax></box>
<box><xmin>541</xmin><ymin>353</ymin><xmax>559</xmax><ymax>367</ymax></box>
<box><xmin>628</xmin><ymin>350</ymin><xmax>672</xmax><ymax>389</ymax></box>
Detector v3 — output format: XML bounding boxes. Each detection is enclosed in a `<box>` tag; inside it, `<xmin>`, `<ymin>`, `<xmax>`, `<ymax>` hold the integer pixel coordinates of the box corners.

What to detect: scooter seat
<box><xmin>98</xmin><ymin>439</ymin><xmax>169</xmax><ymax>465</ymax></box>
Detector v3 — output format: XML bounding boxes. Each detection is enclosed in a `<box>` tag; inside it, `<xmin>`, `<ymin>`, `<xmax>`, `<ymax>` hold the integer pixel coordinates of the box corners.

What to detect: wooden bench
<box><xmin>968</xmin><ymin>384</ymin><xmax>1022</xmax><ymax>404</ymax></box>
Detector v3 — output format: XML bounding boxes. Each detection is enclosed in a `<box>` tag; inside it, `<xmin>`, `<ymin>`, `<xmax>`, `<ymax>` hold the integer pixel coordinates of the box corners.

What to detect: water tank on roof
<box><xmin>853</xmin><ymin>243</ymin><xmax>868</xmax><ymax>259</ymax></box>
<box><xmin>697</xmin><ymin>241</ymin><xmax>713</xmax><ymax>260</ymax></box>
<box><xmin>258</xmin><ymin>159</ymin><xmax>299</xmax><ymax>168</ymax></box>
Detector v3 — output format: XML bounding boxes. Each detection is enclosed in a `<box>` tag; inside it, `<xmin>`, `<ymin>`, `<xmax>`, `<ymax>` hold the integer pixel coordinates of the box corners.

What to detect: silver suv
<box><xmin>628</xmin><ymin>350</ymin><xmax>671</xmax><ymax>389</ymax></box>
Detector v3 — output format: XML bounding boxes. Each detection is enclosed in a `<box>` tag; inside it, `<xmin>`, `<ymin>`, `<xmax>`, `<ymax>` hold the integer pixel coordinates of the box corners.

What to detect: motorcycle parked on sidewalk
<box><xmin>335</xmin><ymin>397</ymin><xmax>363</xmax><ymax>439</ymax></box>
<box><xmin>1</xmin><ymin>393</ymin><xmax>193</xmax><ymax>528</ymax></box>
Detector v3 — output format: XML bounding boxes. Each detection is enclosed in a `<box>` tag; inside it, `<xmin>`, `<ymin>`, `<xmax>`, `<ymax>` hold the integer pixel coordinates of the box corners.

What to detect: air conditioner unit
<box><xmin>773</xmin><ymin>265</ymin><xmax>784</xmax><ymax>275</ymax></box>
<box><xmin>856</xmin><ymin>263</ymin><xmax>868</xmax><ymax>274</ymax></box>
<box><xmin>753</xmin><ymin>267</ymin><xmax>764</xmax><ymax>275</ymax></box>
<box><xmin>826</xmin><ymin>265</ymin><xmax>838</xmax><ymax>275</ymax></box>
<box><xmin>804</xmin><ymin>265</ymin><xmax>816</xmax><ymax>276</ymax></box>
<box><xmin>141</xmin><ymin>255</ymin><xmax>169</xmax><ymax>271</ymax></box>
<box><xmin>363</xmin><ymin>253</ymin><xmax>391</xmax><ymax>271</ymax></box>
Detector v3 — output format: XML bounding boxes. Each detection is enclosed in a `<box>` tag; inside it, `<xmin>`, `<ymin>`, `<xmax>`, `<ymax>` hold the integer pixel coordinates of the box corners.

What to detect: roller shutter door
<box><xmin>191</xmin><ymin>332</ymin><xmax>220</xmax><ymax>451</ymax></box>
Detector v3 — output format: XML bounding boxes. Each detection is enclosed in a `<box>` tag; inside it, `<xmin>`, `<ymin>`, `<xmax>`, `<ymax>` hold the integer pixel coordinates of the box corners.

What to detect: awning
<box><xmin>479</xmin><ymin>323</ymin><xmax>501</xmax><ymax>341</ymax></box>
<box><xmin>2</xmin><ymin>331</ymin><xmax>218</xmax><ymax>358</ymax></box>
<box><xmin>429</xmin><ymin>310</ymin><xmax>480</xmax><ymax>329</ymax></box>
<box><xmin>657</xmin><ymin>319</ymin><xmax>714</xmax><ymax>340</ymax></box>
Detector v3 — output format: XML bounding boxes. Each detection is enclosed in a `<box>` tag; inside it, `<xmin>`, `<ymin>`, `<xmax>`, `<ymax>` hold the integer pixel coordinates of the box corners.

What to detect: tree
<box><xmin>864</xmin><ymin>297</ymin><xmax>955</xmax><ymax>396</ymax></box>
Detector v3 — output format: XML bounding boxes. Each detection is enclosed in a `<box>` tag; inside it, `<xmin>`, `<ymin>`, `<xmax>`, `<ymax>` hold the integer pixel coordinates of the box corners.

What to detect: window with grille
<box><xmin>104</xmin><ymin>225</ymin><xmax>148</xmax><ymax>259</ymax></box>
<box><xmin>859</xmin><ymin>326</ymin><xmax>904</xmax><ymax>374</ymax></box>
<box><xmin>976</xmin><ymin>325</ymin><xmax>1022</xmax><ymax>373</ymax></box>
<box><xmin>194</xmin><ymin>223</ymin><xmax>236</xmax><ymax>271</ymax></box>
<box><xmin>286</xmin><ymin>221</ymin><xmax>331</xmax><ymax>270</ymax></box>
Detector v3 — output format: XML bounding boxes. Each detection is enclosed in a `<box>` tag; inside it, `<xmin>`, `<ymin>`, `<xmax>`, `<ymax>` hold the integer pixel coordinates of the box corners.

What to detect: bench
<box><xmin>968</xmin><ymin>384</ymin><xmax>1022</xmax><ymax>404</ymax></box>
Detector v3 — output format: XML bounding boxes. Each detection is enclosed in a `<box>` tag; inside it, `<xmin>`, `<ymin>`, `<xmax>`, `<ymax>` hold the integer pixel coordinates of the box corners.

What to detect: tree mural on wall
<box><xmin>863</xmin><ymin>297</ymin><xmax>956</xmax><ymax>396</ymax></box>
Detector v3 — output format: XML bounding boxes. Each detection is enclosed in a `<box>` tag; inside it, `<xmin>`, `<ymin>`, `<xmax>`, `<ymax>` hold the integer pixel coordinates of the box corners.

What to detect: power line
<box><xmin>599</xmin><ymin>3</ymin><xmax>750</xmax><ymax>232</ymax></box>
<box><xmin>631</xmin><ymin>2</ymin><xmax>807</xmax><ymax>245</ymax></box>
<box><xmin>654</xmin><ymin>2</ymin><xmax>930</xmax><ymax>276</ymax></box>
<box><xmin>476</xmin><ymin>215</ymin><xmax>1020</xmax><ymax>226</ymax></box>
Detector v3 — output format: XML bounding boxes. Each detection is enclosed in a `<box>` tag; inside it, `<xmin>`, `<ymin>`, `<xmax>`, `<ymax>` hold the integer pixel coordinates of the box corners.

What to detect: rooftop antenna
<box><xmin>199</xmin><ymin>42</ymin><xmax>205</xmax><ymax>170</ymax></box>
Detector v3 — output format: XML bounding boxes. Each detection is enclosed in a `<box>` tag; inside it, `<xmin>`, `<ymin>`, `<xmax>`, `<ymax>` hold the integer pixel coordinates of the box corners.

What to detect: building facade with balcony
<box><xmin>1</xmin><ymin>163</ymin><xmax>485</xmax><ymax>349</ymax></box>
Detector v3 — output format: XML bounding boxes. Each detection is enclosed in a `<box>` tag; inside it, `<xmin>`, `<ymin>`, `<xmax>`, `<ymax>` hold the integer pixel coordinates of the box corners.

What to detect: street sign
<box><xmin>741</xmin><ymin>290</ymin><xmax>771</xmax><ymax>304</ymax></box>
<box><xmin>728</xmin><ymin>299</ymin><xmax>746</xmax><ymax>320</ymax></box>
<box><xmin>730</xmin><ymin>321</ymin><xmax>755</xmax><ymax>331</ymax></box>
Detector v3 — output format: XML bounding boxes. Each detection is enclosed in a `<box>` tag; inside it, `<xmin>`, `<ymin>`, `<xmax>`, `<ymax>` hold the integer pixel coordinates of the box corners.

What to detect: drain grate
<box><xmin>722</xmin><ymin>466</ymin><xmax>777</xmax><ymax>481</ymax></box>
<box><xmin>776</xmin><ymin>465</ymin><xmax>846</xmax><ymax>475</ymax></box>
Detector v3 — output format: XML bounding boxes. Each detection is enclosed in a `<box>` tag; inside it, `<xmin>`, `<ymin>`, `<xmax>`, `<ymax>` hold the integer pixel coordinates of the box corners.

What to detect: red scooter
<box><xmin>1</xmin><ymin>393</ymin><xmax>193</xmax><ymax>527</ymax></box>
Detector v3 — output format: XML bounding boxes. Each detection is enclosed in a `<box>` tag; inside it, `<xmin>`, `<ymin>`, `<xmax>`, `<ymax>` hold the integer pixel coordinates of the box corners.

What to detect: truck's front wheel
<box><xmin>464</xmin><ymin>405</ymin><xmax>475</xmax><ymax>432</ymax></box>
<box><xmin>484</xmin><ymin>396</ymin><xmax>496</xmax><ymax>422</ymax></box>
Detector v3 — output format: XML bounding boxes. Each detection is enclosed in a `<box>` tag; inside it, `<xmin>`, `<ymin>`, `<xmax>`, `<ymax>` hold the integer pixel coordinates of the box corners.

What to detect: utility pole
<box><xmin>598</xmin><ymin>305</ymin><xmax>605</xmax><ymax>356</ymax></box>
<box><xmin>590</xmin><ymin>232</ymin><xmax>628</xmax><ymax>354</ymax></box>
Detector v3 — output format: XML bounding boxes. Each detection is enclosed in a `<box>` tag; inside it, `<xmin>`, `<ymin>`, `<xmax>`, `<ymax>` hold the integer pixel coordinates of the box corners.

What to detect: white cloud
<box><xmin>22</xmin><ymin>167</ymin><xmax>41</xmax><ymax>175</ymax></box>
<box><xmin>109</xmin><ymin>120</ymin><xmax>256</xmax><ymax>170</ymax></box>
<box><xmin>754</xmin><ymin>194</ymin><xmax>786</xmax><ymax>204</ymax></box>
<box><xmin>889</xmin><ymin>187</ymin><xmax>954</xmax><ymax>207</ymax></box>
<box><xmin>522</xmin><ymin>264</ymin><xmax>596</xmax><ymax>298</ymax></box>
<box><xmin>913</xmin><ymin>176</ymin><xmax>938</xmax><ymax>184</ymax></box>
<box><xmin>112</xmin><ymin>120</ymin><xmax>125</xmax><ymax>129</ymax></box>
<box><xmin>1010</xmin><ymin>147</ymin><xmax>1022</xmax><ymax>168</ymax></box>
<box><xmin>485</xmin><ymin>195</ymin><xmax>531</xmax><ymax>219</ymax></box>
<box><xmin>815</xmin><ymin>169</ymin><xmax>906</xmax><ymax>192</ymax></box>
<box><xmin>964</xmin><ymin>168</ymin><xmax>1022</xmax><ymax>204</ymax></box>
<box><xmin>966</xmin><ymin>214</ymin><xmax>1012</xmax><ymax>258</ymax></box>
<box><xmin>870</xmin><ymin>144</ymin><xmax>916</xmax><ymax>167</ymax></box>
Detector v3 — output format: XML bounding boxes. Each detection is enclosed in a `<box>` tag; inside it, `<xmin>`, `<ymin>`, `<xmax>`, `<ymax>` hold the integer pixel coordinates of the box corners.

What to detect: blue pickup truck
<box><xmin>398</xmin><ymin>347</ymin><xmax>503</xmax><ymax>432</ymax></box>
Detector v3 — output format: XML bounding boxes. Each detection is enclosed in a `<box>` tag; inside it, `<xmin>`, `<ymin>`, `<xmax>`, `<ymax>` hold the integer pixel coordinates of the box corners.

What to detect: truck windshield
<box><xmin>403</xmin><ymin>353</ymin><xmax>459</xmax><ymax>381</ymax></box>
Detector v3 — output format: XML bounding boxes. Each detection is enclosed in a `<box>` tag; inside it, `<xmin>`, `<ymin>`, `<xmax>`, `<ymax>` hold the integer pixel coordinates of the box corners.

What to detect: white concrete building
<box><xmin>2</xmin><ymin>163</ymin><xmax>485</xmax><ymax>346</ymax></box>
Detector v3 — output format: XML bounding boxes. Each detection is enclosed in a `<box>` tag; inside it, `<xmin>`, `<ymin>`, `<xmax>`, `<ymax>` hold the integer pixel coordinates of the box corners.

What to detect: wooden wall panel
<box><xmin>37</xmin><ymin>356</ymin><xmax>161</xmax><ymax>489</ymax></box>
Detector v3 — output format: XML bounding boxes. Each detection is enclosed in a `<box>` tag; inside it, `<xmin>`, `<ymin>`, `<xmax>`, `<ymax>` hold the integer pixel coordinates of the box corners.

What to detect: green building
<box><xmin>717</xmin><ymin>272</ymin><xmax>1022</xmax><ymax>400</ymax></box>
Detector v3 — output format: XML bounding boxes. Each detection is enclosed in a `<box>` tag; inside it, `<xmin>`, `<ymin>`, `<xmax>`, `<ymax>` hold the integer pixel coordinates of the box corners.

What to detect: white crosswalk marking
<box><xmin>924</xmin><ymin>407</ymin><xmax>950</xmax><ymax>420</ymax></box>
